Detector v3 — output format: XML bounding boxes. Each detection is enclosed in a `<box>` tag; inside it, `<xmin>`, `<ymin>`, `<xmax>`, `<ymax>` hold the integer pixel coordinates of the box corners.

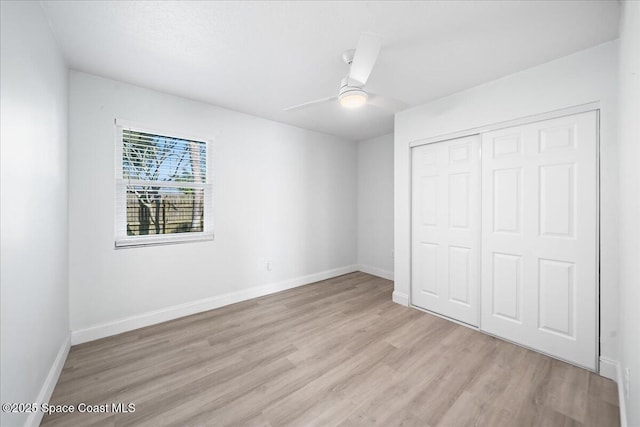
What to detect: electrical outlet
<box><xmin>624</xmin><ymin>368</ymin><xmax>630</xmax><ymax>399</ymax></box>
<box><xmin>266</xmin><ymin>261</ymin><xmax>272</xmax><ymax>272</ymax></box>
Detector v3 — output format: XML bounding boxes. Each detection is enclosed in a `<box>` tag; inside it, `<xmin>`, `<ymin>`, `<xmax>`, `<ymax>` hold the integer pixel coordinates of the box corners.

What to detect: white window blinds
<box><xmin>115</xmin><ymin>120</ymin><xmax>213</xmax><ymax>247</ymax></box>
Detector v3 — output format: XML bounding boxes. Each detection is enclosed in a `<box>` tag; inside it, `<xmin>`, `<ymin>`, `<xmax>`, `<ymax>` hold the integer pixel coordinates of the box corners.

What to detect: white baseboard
<box><xmin>392</xmin><ymin>290</ymin><xmax>409</xmax><ymax>306</ymax></box>
<box><xmin>357</xmin><ymin>264</ymin><xmax>394</xmax><ymax>281</ymax></box>
<box><xmin>25</xmin><ymin>334</ymin><xmax>71</xmax><ymax>427</ymax></box>
<box><xmin>599</xmin><ymin>357</ymin><xmax>628</xmax><ymax>427</ymax></box>
<box><xmin>71</xmin><ymin>265</ymin><xmax>358</xmax><ymax>345</ymax></box>
<box><xmin>599</xmin><ymin>356</ymin><xmax>618</xmax><ymax>381</ymax></box>
<box><xmin>616</xmin><ymin>360</ymin><xmax>628</xmax><ymax>427</ymax></box>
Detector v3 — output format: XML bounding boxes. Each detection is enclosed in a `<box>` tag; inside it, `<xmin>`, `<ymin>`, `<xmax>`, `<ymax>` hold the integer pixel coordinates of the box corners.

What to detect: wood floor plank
<box><xmin>42</xmin><ymin>272</ymin><xmax>619</xmax><ymax>427</ymax></box>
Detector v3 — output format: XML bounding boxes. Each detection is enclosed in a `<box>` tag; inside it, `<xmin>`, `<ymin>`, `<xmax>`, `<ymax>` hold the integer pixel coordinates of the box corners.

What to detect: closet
<box><xmin>410</xmin><ymin>110</ymin><xmax>598</xmax><ymax>370</ymax></box>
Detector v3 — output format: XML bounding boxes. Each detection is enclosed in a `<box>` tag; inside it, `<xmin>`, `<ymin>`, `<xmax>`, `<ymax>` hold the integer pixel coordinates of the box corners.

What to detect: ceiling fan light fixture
<box><xmin>339</xmin><ymin>89</ymin><xmax>368</xmax><ymax>108</ymax></box>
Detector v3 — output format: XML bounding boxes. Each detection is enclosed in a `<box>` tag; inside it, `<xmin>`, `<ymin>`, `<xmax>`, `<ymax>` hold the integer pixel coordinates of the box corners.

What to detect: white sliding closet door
<box><xmin>480</xmin><ymin>111</ymin><xmax>597</xmax><ymax>369</ymax></box>
<box><xmin>411</xmin><ymin>135</ymin><xmax>481</xmax><ymax>326</ymax></box>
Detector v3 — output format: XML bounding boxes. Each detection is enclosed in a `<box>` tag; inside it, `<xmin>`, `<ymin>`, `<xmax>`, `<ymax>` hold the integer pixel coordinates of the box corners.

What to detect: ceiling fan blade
<box><xmin>349</xmin><ymin>33</ymin><xmax>381</xmax><ymax>85</ymax></box>
<box><xmin>368</xmin><ymin>93</ymin><xmax>408</xmax><ymax>113</ymax></box>
<box><xmin>284</xmin><ymin>96</ymin><xmax>338</xmax><ymax>112</ymax></box>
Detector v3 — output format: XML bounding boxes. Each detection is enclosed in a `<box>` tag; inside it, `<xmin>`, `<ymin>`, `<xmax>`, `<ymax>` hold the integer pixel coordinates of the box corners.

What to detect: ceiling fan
<box><xmin>284</xmin><ymin>33</ymin><xmax>407</xmax><ymax>113</ymax></box>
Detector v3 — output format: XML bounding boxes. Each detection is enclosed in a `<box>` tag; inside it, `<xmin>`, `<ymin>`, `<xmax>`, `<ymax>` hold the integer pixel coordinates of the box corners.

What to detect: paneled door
<box><xmin>480</xmin><ymin>111</ymin><xmax>597</xmax><ymax>369</ymax></box>
<box><xmin>411</xmin><ymin>135</ymin><xmax>481</xmax><ymax>326</ymax></box>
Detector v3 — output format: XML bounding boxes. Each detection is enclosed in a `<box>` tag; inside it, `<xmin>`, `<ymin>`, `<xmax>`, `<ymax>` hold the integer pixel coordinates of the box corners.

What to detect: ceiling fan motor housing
<box><xmin>339</xmin><ymin>85</ymin><xmax>367</xmax><ymax>99</ymax></box>
<box><xmin>338</xmin><ymin>76</ymin><xmax>368</xmax><ymax>107</ymax></box>
<box><xmin>339</xmin><ymin>76</ymin><xmax>365</xmax><ymax>93</ymax></box>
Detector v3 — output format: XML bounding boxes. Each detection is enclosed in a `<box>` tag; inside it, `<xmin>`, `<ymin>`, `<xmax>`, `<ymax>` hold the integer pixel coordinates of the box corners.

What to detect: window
<box><xmin>115</xmin><ymin>120</ymin><xmax>213</xmax><ymax>247</ymax></box>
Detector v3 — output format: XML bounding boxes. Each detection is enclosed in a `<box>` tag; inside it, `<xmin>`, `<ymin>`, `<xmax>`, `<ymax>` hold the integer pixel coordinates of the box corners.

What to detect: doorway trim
<box><xmin>409</xmin><ymin>101</ymin><xmax>600</xmax><ymax>148</ymax></box>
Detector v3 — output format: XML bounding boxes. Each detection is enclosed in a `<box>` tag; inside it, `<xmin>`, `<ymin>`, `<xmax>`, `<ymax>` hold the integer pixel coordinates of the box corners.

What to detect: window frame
<box><xmin>114</xmin><ymin>118</ymin><xmax>214</xmax><ymax>248</ymax></box>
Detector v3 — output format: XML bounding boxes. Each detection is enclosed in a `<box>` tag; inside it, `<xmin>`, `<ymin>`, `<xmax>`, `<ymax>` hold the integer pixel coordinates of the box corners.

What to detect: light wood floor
<box><xmin>42</xmin><ymin>272</ymin><xmax>619</xmax><ymax>427</ymax></box>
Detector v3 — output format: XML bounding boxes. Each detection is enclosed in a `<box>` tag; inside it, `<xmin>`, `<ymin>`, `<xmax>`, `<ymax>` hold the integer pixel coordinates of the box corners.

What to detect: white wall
<box><xmin>617</xmin><ymin>1</ymin><xmax>640</xmax><ymax>424</ymax></box>
<box><xmin>0</xmin><ymin>2</ymin><xmax>70</xmax><ymax>426</ymax></box>
<box><xmin>357</xmin><ymin>133</ymin><xmax>394</xmax><ymax>279</ymax></box>
<box><xmin>394</xmin><ymin>42</ymin><xmax>620</xmax><ymax>361</ymax></box>
<box><xmin>68</xmin><ymin>72</ymin><xmax>357</xmax><ymax>338</ymax></box>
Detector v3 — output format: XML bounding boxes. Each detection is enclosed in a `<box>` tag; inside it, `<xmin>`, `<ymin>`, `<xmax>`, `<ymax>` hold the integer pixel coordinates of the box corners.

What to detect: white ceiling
<box><xmin>42</xmin><ymin>1</ymin><xmax>620</xmax><ymax>141</ymax></box>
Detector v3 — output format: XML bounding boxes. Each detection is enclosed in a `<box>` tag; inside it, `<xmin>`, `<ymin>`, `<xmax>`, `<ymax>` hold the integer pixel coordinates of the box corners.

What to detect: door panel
<box><xmin>417</xmin><ymin>242</ymin><xmax>439</xmax><ymax>296</ymax></box>
<box><xmin>411</xmin><ymin>135</ymin><xmax>481</xmax><ymax>326</ymax></box>
<box><xmin>420</xmin><ymin>176</ymin><xmax>438</xmax><ymax>225</ymax></box>
<box><xmin>491</xmin><ymin>252</ymin><xmax>522</xmax><ymax>323</ymax></box>
<box><xmin>493</xmin><ymin>168</ymin><xmax>522</xmax><ymax>234</ymax></box>
<box><xmin>449</xmin><ymin>173</ymin><xmax>470</xmax><ymax>229</ymax></box>
<box><xmin>538</xmin><ymin>259</ymin><xmax>575</xmax><ymax>337</ymax></box>
<box><xmin>449</xmin><ymin>246</ymin><xmax>470</xmax><ymax>305</ymax></box>
<box><xmin>480</xmin><ymin>111</ymin><xmax>597</xmax><ymax>370</ymax></box>
<box><xmin>539</xmin><ymin>163</ymin><xmax>575</xmax><ymax>238</ymax></box>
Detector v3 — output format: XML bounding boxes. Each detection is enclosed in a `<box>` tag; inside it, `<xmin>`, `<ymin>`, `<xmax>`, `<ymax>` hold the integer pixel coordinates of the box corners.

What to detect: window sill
<box><xmin>115</xmin><ymin>233</ymin><xmax>214</xmax><ymax>249</ymax></box>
